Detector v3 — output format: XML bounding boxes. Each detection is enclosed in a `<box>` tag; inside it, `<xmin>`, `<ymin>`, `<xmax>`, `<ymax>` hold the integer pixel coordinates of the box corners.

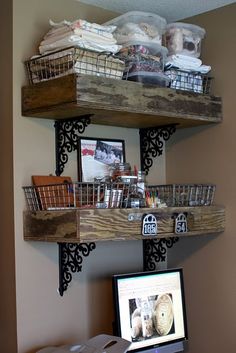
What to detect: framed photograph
<box><xmin>77</xmin><ymin>137</ymin><xmax>126</xmax><ymax>182</ymax></box>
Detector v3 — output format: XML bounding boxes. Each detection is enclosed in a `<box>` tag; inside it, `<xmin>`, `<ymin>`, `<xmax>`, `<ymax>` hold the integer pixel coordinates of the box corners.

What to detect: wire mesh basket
<box><xmin>25</xmin><ymin>46</ymin><xmax>125</xmax><ymax>84</ymax></box>
<box><xmin>164</xmin><ymin>68</ymin><xmax>212</xmax><ymax>94</ymax></box>
<box><xmin>146</xmin><ymin>184</ymin><xmax>216</xmax><ymax>207</ymax></box>
<box><xmin>23</xmin><ymin>181</ymin><xmax>144</xmax><ymax>211</ymax></box>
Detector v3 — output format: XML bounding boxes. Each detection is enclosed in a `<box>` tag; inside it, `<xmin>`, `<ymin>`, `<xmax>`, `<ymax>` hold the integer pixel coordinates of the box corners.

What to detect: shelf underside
<box><xmin>22</xmin><ymin>74</ymin><xmax>222</xmax><ymax>129</ymax></box>
<box><xmin>23</xmin><ymin>205</ymin><xmax>225</xmax><ymax>243</ymax></box>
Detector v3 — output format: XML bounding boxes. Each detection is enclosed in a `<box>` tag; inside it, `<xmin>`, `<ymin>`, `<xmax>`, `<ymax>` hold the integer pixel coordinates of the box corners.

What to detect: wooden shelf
<box><xmin>23</xmin><ymin>205</ymin><xmax>225</xmax><ymax>243</ymax></box>
<box><xmin>21</xmin><ymin>73</ymin><xmax>225</xmax><ymax>294</ymax></box>
<box><xmin>22</xmin><ymin>74</ymin><xmax>222</xmax><ymax>129</ymax></box>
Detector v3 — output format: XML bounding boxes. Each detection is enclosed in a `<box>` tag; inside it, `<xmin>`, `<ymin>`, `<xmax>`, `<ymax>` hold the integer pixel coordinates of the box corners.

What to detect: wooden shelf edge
<box><xmin>23</xmin><ymin>205</ymin><xmax>225</xmax><ymax>243</ymax></box>
<box><xmin>23</xmin><ymin>228</ymin><xmax>224</xmax><ymax>243</ymax></box>
<box><xmin>22</xmin><ymin>74</ymin><xmax>223</xmax><ymax>129</ymax></box>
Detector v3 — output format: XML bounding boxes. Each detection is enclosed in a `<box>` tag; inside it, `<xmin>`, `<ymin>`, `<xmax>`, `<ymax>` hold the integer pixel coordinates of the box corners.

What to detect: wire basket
<box><xmin>25</xmin><ymin>46</ymin><xmax>125</xmax><ymax>84</ymax></box>
<box><xmin>146</xmin><ymin>184</ymin><xmax>216</xmax><ymax>207</ymax></box>
<box><xmin>23</xmin><ymin>181</ymin><xmax>144</xmax><ymax>211</ymax></box>
<box><xmin>164</xmin><ymin>68</ymin><xmax>212</xmax><ymax>94</ymax></box>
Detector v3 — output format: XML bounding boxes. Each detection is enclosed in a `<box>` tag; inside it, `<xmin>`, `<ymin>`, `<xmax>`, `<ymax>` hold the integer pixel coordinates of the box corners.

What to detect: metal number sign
<box><xmin>175</xmin><ymin>213</ymin><xmax>188</xmax><ymax>234</ymax></box>
<box><xmin>142</xmin><ymin>214</ymin><xmax>157</xmax><ymax>236</ymax></box>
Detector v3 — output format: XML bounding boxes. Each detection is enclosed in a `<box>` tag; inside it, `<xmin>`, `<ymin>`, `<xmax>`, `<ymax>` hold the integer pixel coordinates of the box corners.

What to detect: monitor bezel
<box><xmin>112</xmin><ymin>268</ymin><xmax>188</xmax><ymax>353</ymax></box>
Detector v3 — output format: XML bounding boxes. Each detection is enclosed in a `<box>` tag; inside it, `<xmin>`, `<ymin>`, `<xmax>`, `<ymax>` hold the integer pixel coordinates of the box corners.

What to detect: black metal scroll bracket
<box><xmin>143</xmin><ymin>238</ymin><xmax>179</xmax><ymax>271</ymax></box>
<box><xmin>54</xmin><ymin>115</ymin><xmax>92</xmax><ymax>176</ymax></box>
<box><xmin>139</xmin><ymin>124</ymin><xmax>177</xmax><ymax>175</ymax></box>
<box><xmin>54</xmin><ymin>115</ymin><xmax>94</xmax><ymax>295</ymax></box>
<box><xmin>139</xmin><ymin>124</ymin><xmax>178</xmax><ymax>270</ymax></box>
<box><xmin>58</xmin><ymin>242</ymin><xmax>96</xmax><ymax>296</ymax></box>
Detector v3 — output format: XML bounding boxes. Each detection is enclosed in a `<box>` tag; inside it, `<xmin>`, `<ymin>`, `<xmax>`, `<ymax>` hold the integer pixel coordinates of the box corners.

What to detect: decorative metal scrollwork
<box><xmin>139</xmin><ymin>125</ymin><xmax>176</xmax><ymax>175</ymax></box>
<box><xmin>58</xmin><ymin>242</ymin><xmax>96</xmax><ymax>296</ymax></box>
<box><xmin>140</xmin><ymin>124</ymin><xmax>179</xmax><ymax>270</ymax></box>
<box><xmin>55</xmin><ymin>115</ymin><xmax>91</xmax><ymax>176</ymax></box>
<box><xmin>143</xmin><ymin>238</ymin><xmax>179</xmax><ymax>271</ymax></box>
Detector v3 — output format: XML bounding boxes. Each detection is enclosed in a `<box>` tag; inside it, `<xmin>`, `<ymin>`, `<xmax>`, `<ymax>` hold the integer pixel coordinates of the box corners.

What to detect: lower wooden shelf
<box><xmin>23</xmin><ymin>205</ymin><xmax>225</xmax><ymax>243</ymax></box>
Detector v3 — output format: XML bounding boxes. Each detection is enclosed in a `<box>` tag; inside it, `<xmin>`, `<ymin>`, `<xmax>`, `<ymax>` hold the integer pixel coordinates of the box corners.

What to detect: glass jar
<box><xmin>110</xmin><ymin>162</ymin><xmax>132</xmax><ymax>181</ymax></box>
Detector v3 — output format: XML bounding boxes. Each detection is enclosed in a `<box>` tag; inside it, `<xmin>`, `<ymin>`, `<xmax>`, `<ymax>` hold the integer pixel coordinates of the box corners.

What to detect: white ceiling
<box><xmin>79</xmin><ymin>0</ymin><xmax>235</xmax><ymax>22</ymax></box>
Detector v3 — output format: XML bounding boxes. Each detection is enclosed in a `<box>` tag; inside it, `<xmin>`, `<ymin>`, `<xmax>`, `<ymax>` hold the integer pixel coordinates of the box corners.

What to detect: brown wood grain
<box><xmin>22</xmin><ymin>74</ymin><xmax>222</xmax><ymax>129</ymax></box>
<box><xmin>23</xmin><ymin>205</ymin><xmax>225</xmax><ymax>243</ymax></box>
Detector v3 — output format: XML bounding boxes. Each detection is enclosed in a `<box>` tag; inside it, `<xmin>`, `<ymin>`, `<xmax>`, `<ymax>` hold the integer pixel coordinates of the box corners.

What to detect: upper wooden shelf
<box><xmin>22</xmin><ymin>74</ymin><xmax>222</xmax><ymax>129</ymax></box>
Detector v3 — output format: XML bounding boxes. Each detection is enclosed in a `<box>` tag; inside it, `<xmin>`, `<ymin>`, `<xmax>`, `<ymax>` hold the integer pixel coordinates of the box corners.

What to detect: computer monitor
<box><xmin>112</xmin><ymin>268</ymin><xmax>188</xmax><ymax>353</ymax></box>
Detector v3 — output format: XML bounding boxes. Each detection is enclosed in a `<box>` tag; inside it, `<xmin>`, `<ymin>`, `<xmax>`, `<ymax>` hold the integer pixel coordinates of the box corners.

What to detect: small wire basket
<box><xmin>23</xmin><ymin>181</ymin><xmax>143</xmax><ymax>211</ymax></box>
<box><xmin>146</xmin><ymin>184</ymin><xmax>216</xmax><ymax>207</ymax></box>
<box><xmin>25</xmin><ymin>46</ymin><xmax>125</xmax><ymax>84</ymax></box>
<box><xmin>164</xmin><ymin>68</ymin><xmax>212</xmax><ymax>94</ymax></box>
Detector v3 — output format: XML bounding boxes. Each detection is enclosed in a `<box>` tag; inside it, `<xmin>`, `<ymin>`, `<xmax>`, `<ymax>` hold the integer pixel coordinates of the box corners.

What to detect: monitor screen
<box><xmin>112</xmin><ymin>268</ymin><xmax>188</xmax><ymax>353</ymax></box>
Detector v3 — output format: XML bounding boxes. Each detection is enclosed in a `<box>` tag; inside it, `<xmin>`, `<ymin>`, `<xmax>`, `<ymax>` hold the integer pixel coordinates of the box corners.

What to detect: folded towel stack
<box><xmin>165</xmin><ymin>54</ymin><xmax>211</xmax><ymax>74</ymax></box>
<box><xmin>39</xmin><ymin>19</ymin><xmax>122</xmax><ymax>55</ymax></box>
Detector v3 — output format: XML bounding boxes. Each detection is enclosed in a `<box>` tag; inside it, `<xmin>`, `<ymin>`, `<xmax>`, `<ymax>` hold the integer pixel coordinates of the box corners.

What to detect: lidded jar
<box><xmin>110</xmin><ymin>162</ymin><xmax>132</xmax><ymax>180</ymax></box>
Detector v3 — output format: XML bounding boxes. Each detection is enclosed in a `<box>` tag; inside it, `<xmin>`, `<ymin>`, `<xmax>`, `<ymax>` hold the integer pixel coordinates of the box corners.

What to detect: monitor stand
<box><xmin>140</xmin><ymin>341</ymin><xmax>184</xmax><ymax>353</ymax></box>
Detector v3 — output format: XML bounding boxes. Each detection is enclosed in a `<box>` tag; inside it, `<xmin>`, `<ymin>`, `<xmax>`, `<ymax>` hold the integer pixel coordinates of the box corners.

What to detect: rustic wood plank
<box><xmin>23</xmin><ymin>206</ymin><xmax>225</xmax><ymax>243</ymax></box>
<box><xmin>22</xmin><ymin>74</ymin><xmax>222</xmax><ymax>129</ymax></box>
<box><xmin>22</xmin><ymin>74</ymin><xmax>77</xmax><ymax>112</ymax></box>
<box><xmin>23</xmin><ymin>210</ymin><xmax>79</xmax><ymax>242</ymax></box>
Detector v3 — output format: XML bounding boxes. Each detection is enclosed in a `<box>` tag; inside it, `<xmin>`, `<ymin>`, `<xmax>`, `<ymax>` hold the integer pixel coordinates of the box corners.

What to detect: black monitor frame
<box><xmin>112</xmin><ymin>268</ymin><xmax>188</xmax><ymax>353</ymax></box>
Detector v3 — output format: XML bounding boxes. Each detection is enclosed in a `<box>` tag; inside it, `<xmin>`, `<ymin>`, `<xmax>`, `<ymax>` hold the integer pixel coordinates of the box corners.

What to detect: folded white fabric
<box><xmin>49</xmin><ymin>19</ymin><xmax>116</xmax><ymax>35</ymax></box>
<box><xmin>39</xmin><ymin>38</ymin><xmax>121</xmax><ymax>55</ymax></box>
<box><xmin>196</xmin><ymin>65</ymin><xmax>212</xmax><ymax>74</ymax></box>
<box><xmin>39</xmin><ymin>19</ymin><xmax>121</xmax><ymax>55</ymax></box>
<box><xmin>40</xmin><ymin>28</ymin><xmax>117</xmax><ymax>47</ymax></box>
<box><xmin>166</xmin><ymin>54</ymin><xmax>202</xmax><ymax>69</ymax></box>
<box><xmin>73</xmin><ymin>28</ymin><xmax>117</xmax><ymax>44</ymax></box>
<box><xmin>166</xmin><ymin>54</ymin><xmax>211</xmax><ymax>73</ymax></box>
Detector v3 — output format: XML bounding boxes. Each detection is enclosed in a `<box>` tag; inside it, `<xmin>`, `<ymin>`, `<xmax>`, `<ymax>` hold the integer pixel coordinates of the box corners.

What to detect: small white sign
<box><xmin>142</xmin><ymin>214</ymin><xmax>158</xmax><ymax>236</ymax></box>
<box><xmin>175</xmin><ymin>213</ymin><xmax>188</xmax><ymax>234</ymax></box>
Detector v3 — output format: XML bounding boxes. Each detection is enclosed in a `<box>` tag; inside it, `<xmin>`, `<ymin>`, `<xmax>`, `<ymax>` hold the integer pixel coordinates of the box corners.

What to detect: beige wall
<box><xmin>166</xmin><ymin>4</ymin><xmax>236</xmax><ymax>353</ymax></box>
<box><xmin>12</xmin><ymin>1</ymin><xmax>165</xmax><ymax>352</ymax></box>
<box><xmin>6</xmin><ymin>0</ymin><xmax>235</xmax><ymax>352</ymax></box>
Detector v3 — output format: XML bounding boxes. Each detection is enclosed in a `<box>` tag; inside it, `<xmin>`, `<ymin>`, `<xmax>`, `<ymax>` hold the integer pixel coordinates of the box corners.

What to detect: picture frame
<box><xmin>77</xmin><ymin>137</ymin><xmax>126</xmax><ymax>182</ymax></box>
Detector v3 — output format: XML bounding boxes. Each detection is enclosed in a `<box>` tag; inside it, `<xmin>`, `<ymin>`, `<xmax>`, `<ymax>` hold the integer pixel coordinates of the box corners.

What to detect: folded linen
<box><xmin>39</xmin><ymin>19</ymin><xmax>121</xmax><ymax>55</ymax></box>
<box><xmin>195</xmin><ymin>65</ymin><xmax>212</xmax><ymax>74</ymax></box>
<box><xmin>73</xmin><ymin>28</ymin><xmax>117</xmax><ymax>44</ymax></box>
<box><xmin>40</xmin><ymin>29</ymin><xmax>74</xmax><ymax>45</ymax></box>
<box><xmin>49</xmin><ymin>19</ymin><xmax>116</xmax><ymax>35</ymax></box>
<box><xmin>40</xmin><ymin>28</ymin><xmax>117</xmax><ymax>47</ymax></box>
<box><xmin>44</xmin><ymin>25</ymin><xmax>71</xmax><ymax>39</ymax></box>
<box><xmin>166</xmin><ymin>54</ymin><xmax>202</xmax><ymax>68</ymax></box>
<box><xmin>72</xmin><ymin>19</ymin><xmax>116</xmax><ymax>35</ymax></box>
<box><xmin>165</xmin><ymin>54</ymin><xmax>211</xmax><ymax>74</ymax></box>
<box><xmin>39</xmin><ymin>37</ymin><xmax>121</xmax><ymax>55</ymax></box>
